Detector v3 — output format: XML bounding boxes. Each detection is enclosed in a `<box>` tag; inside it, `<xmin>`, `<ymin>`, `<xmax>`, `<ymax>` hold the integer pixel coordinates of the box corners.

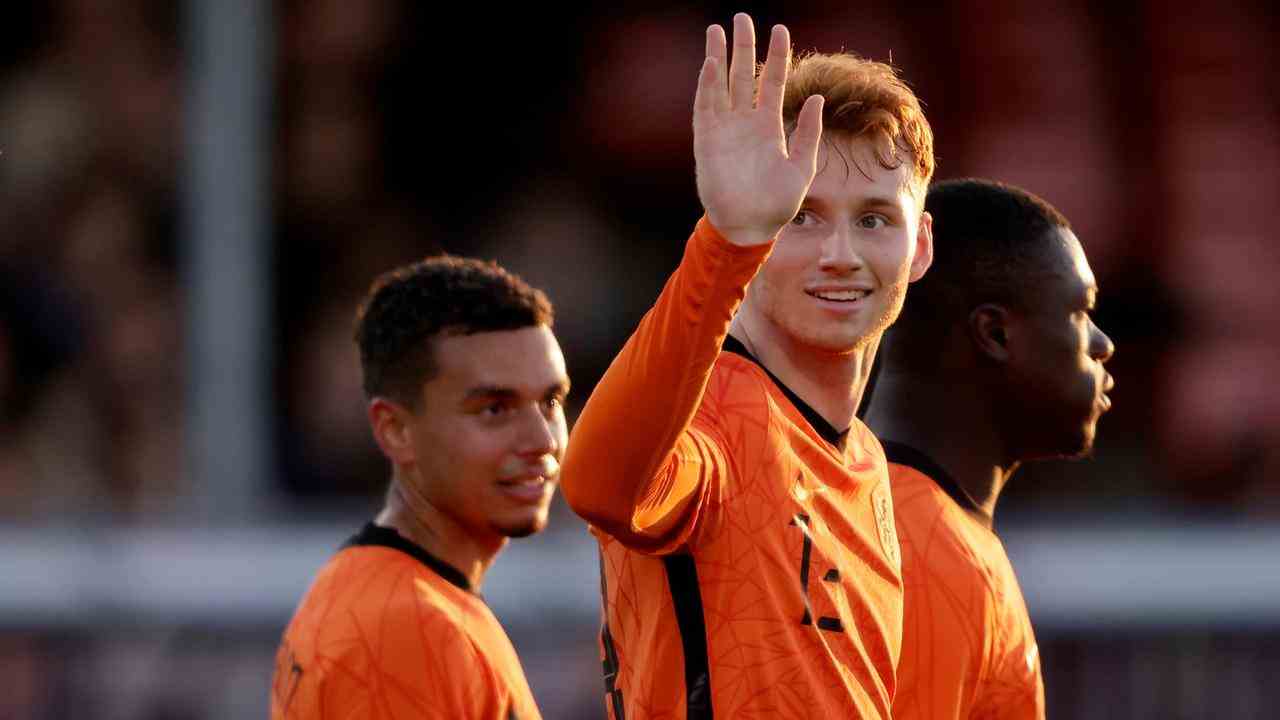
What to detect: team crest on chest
<box><xmin>871</xmin><ymin>481</ymin><xmax>900</xmax><ymax>570</ymax></box>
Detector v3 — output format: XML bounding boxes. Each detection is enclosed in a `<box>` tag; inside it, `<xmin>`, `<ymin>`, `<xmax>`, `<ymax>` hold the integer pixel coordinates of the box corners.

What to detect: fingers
<box><xmin>728</xmin><ymin>13</ymin><xmax>756</xmax><ymax>111</ymax></box>
<box><xmin>757</xmin><ymin>24</ymin><xmax>790</xmax><ymax>116</ymax></box>
<box><xmin>694</xmin><ymin>56</ymin><xmax>719</xmax><ymax>122</ymax></box>
<box><xmin>704</xmin><ymin>24</ymin><xmax>729</xmax><ymax>114</ymax></box>
<box><xmin>788</xmin><ymin>94</ymin><xmax>825</xmax><ymax>172</ymax></box>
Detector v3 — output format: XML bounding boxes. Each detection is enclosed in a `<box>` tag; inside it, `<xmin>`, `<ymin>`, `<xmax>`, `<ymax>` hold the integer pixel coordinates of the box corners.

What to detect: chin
<box><xmin>502</xmin><ymin>524</ymin><xmax>542</xmax><ymax>539</ymax></box>
<box><xmin>790</xmin><ymin>320</ymin><xmax>876</xmax><ymax>354</ymax></box>
<box><xmin>1060</xmin><ymin>425</ymin><xmax>1098</xmax><ymax>460</ymax></box>
<box><xmin>495</xmin><ymin>513</ymin><xmax>548</xmax><ymax>539</ymax></box>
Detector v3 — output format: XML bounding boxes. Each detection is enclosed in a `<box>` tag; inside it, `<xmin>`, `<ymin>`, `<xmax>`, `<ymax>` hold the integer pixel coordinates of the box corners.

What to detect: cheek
<box><xmin>868</xmin><ymin>236</ymin><xmax>916</xmax><ymax>280</ymax></box>
<box><xmin>747</xmin><ymin>264</ymin><xmax>785</xmax><ymax>315</ymax></box>
<box><xmin>440</xmin><ymin>423</ymin><xmax>510</xmax><ymax>474</ymax></box>
<box><xmin>1048</xmin><ymin>335</ymin><xmax>1097</xmax><ymax>402</ymax></box>
<box><xmin>761</xmin><ymin>235</ymin><xmax>813</xmax><ymax>283</ymax></box>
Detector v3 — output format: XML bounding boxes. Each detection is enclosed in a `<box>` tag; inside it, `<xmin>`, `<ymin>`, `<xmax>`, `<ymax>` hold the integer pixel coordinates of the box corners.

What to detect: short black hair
<box><xmin>354</xmin><ymin>255</ymin><xmax>553</xmax><ymax>408</ymax></box>
<box><xmin>889</xmin><ymin>179</ymin><xmax>1071</xmax><ymax>362</ymax></box>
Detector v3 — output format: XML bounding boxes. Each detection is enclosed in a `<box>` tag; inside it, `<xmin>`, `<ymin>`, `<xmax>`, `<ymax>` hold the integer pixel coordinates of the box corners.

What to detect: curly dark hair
<box><xmin>886</xmin><ymin>178</ymin><xmax>1071</xmax><ymax>369</ymax></box>
<box><xmin>354</xmin><ymin>255</ymin><xmax>553</xmax><ymax>408</ymax></box>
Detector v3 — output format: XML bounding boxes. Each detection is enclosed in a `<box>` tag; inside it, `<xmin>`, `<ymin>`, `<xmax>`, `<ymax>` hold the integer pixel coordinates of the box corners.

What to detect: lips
<box><xmin>806</xmin><ymin>287</ymin><xmax>871</xmax><ymax>302</ymax></box>
<box><xmin>497</xmin><ymin>475</ymin><xmax>553</xmax><ymax>503</ymax></box>
<box><xmin>1099</xmin><ymin>374</ymin><xmax>1115</xmax><ymax>413</ymax></box>
<box><xmin>497</xmin><ymin>458</ymin><xmax>559</xmax><ymax>504</ymax></box>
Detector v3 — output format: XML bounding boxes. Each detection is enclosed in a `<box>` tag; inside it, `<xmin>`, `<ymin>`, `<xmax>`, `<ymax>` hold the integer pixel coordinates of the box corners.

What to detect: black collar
<box><xmin>344</xmin><ymin>522</ymin><xmax>475</xmax><ymax>594</ymax></box>
<box><xmin>880</xmin><ymin>440</ymin><xmax>993</xmax><ymax>529</ymax></box>
<box><xmin>721</xmin><ymin>335</ymin><xmax>850</xmax><ymax>451</ymax></box>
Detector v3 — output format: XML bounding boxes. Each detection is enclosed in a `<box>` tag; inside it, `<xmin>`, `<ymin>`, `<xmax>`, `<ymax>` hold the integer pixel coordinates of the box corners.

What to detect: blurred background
<box><xmin>0</xmin><ymin>0</ymin><xmax>1277</xmax><ymax>718</ymax></box>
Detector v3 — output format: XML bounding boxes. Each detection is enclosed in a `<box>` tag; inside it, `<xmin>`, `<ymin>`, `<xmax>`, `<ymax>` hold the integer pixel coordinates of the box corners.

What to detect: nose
<box><xmin>1089</xmin><ymin>319</ymin><xmax>1115</xmax><ymax>363</ymax></box>
<box><xmin>818</xmin><ymin>223</ymin><xmax>864</xmax><ymax>274</ymax></box>
<box><xmin>518</xmin><ymin>405</ymin><xmax>561</xmax><ymax>458</ymax></box>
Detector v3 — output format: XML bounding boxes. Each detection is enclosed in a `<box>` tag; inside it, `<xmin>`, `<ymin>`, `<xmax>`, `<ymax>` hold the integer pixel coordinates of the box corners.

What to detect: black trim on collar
<box><xmin>721</xmin><ymin>335</ymin><xmax>849</xmax><ymax>451</ymax></box>
<box><xmin>344</xmin><ymin>522</ymin><xmax>475</xmax><ymax>594</ymax></box>
<box><xmin>880</xmin><ymin>440</ymin><xmax>993</xmax><ymax>529</ymax></box>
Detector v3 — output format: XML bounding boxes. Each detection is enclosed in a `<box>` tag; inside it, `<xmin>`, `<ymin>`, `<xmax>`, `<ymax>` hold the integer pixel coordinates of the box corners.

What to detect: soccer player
<box><xmin>862</xmin><ymin>179</ymin><xmax>1116</xmax><ymax>719</ymax></box>
<box><xmin>560</xmin><ymin>13</ymin><xmax>934</xmax><ymax>719</ymax></box>
<box><xmin>270</xmin><ymin>257</ymin><xmax>570</xmax><ymax>720</ymax></box>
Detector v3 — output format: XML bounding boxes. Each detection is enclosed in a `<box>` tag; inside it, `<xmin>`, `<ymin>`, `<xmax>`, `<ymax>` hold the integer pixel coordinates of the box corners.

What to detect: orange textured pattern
<box><xmin>890</xmin><ymin>463</ymin><xmax>1045</xmax><ymax>720</ymax></box>
<box><xmin>599</xmin><ymin>355</ymin><xmax>903</xmax><ymax>719</ymax></box>
<box><xmin>270</xmin><ymin>545</ymin><xmax>541</xmax><ymax>720</ymax></box>
<box><xmin>564</xmin><ymin>220</ymin><xmax>903</xmax><ymax>720</ymax></box>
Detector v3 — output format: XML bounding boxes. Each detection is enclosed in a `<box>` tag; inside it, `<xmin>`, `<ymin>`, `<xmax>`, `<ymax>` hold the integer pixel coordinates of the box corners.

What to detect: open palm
<box><xmin>694</xmin><ymin>14</ymin><xmax>824</xmax><ymax>247</ymax></box>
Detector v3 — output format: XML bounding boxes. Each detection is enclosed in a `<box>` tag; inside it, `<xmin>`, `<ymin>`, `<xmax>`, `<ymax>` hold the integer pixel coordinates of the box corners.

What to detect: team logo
<box><xmin>871</xmin><ymin>481</ymin><xmax>900</xmax><ymax>571</ymax></box>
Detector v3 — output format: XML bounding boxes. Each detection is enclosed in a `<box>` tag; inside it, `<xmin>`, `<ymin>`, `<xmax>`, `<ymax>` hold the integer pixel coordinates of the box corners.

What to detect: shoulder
<box><xmin>691</xmin><ymin>353</ymin><xmax>779</xmax><ymax>458</ymax></box>
<box><xmin>293</xmin><ymin>546</ymin><xmax>487</xmax><ymax>650</ymax></box>
<box><xmin>704</xmin><ymin>352</ymin><xmax>774</xmax><ymax>411</ymax></box>
<box><xmin>888</xmin><ymin>463</ymin><xmax>950</xmax><ymax>520</ymax></box>
<box><xmin>889</xmin><ymin>465</ymin><xmax>988</xmax><ymax>584</ymax></box>
<box><xmin>275</xmin><ymin>548</ymin><xmax>508</xmax><ymax>718</ymax></box>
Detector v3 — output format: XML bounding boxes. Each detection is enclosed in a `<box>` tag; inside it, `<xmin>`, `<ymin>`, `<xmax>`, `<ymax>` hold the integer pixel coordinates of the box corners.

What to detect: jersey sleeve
<box><xmin>273</xmin><ymin>582</ymin><xmax>517</xmax><ymax>719</ymax></box>
<box><xmin>893</xmin><ymin>592</ymin><xmax>980</xmax><ymax>720</ymax></box>
<box><xmin>313</xmin><ymin>628</ymin><xmax>505</xmax><ymax>719</ymax></box>
<box><xmin>970</xmin><ymin>590</ymin><xmax>1045</xmax><ymax>720</ymax></box>
<box><xmin>559</xmin><ymin>217</ymin><xmax>772</xmax><ymax>552</ymax></box>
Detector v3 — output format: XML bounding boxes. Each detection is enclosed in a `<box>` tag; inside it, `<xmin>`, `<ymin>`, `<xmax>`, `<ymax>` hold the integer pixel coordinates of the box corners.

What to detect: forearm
<box><xmin>560</xmin><ymin>216</ymin><xmax>770</xmax><ymax>537</ymax></box>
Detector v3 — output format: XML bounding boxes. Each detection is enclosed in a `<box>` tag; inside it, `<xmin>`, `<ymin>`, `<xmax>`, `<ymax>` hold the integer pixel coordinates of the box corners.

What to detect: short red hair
<box><xmin>780</xmin><ymin>52</ymin><xmax>935</xmax><ymax>198</ymax></box>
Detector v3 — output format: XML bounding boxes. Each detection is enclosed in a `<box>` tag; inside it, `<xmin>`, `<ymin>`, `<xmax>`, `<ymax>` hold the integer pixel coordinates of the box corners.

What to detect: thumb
<box><xmin>787</xmin><ymin>94</ymin><xmax>824</xmax><ymax>175</ymax></box>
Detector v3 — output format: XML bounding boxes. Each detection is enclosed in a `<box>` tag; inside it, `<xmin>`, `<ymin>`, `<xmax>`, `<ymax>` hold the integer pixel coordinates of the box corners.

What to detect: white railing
<box><xmin>3</xmin><ymin>517</ymin><xmax>1278</xmax><ymax>631</ymax></box>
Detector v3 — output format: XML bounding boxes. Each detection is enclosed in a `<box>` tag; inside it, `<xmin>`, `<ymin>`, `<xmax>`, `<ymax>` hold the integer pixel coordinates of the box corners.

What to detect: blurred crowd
<box><xmin>1</xmin><ymin>0</ymin><xmax>1278</xmax><ymax>526</ymax></box>
<box><xmin>2</xmin><ymin>2</ymin><xmax>1278</xmax><ymax>718</ymax></box>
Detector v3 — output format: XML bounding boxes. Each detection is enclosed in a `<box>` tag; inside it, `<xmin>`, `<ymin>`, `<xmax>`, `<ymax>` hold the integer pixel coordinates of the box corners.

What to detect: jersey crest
<box><xmin>871</xmin><ymin>481</ymin><xmax>900</xmax><ymax>571</ymax></box>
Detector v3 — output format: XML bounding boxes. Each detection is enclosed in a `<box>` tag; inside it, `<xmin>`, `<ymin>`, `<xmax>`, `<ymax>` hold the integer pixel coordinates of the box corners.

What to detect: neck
<box><xmin>375</xmin><ymin>468</ymin><xmax>505</xmax><ymax>591</ymax></box>
<box><xmin>863</xmin><ymin>369</ymin><xmax>1019</xmax><ymax>525</ymax></box>
<box><xmin>729</xmin><ymin>316</ymin><xmax>875</xmax><ymax>433</ymax></box>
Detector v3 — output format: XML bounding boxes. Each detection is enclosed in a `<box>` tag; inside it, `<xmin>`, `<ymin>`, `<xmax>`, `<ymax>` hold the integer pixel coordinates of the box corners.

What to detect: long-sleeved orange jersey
<box><xmin>270</xmin><ymin>523</ymin><xmax>542</xmax><ymax>720</ymax></box>
<box><xmin>561</xmin><ymin>218</ymin><xmax>904</xmax><ymax>719</ymax></box>
<box><xmin>885</xmin><ymin>441</ymin><xmax>1045</xmax><ymax>720</ymax></box>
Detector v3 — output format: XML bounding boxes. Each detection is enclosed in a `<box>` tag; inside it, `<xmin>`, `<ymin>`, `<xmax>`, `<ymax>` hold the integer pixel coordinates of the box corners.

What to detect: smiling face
<box><xmin>396</xmin><ymin>325</ymin><xmax>569</xmax><ymax>541</ymax></box>
<box><xmin>1002</xmin><ymin>228</ymin><xmax>1116</xmax><ymax>458</ymax></box>
<box><xmin>739</xmin><ymin>134</ymin><xmax>932</xmax><ymax>356</ymax></box>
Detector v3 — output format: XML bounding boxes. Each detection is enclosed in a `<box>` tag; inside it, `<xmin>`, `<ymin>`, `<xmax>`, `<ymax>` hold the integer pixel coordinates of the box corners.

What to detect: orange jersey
<box><xmin>270</xmin><ymin>523</ymin><xmax>542</xmax><ymax>720</ymax></box>
<box><xmin>561</xmin><ymin>219</ymin><xmax>903</xmax><ymax>720</ymax></box>
<box><xmin>886</xmin><ymin>442</ymin><xmax>1045</xmax><ymax>720</ymax></box>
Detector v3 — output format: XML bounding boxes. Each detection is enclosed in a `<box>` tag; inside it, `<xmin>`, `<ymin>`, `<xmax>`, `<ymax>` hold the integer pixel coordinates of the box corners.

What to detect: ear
<box><xmin>969</xmin><ymin>303</ymin><xmax>1012</xmax><ymax>363</ymax></box>
<box><xmin>908</xmin><ymin>211</ymin><xmax>934</xmax><ymax>282</ymax></box>
<box><xmin>368</xmin><ymin>397</ymin><xmax>416</xmax><ymax>466</ymax></box>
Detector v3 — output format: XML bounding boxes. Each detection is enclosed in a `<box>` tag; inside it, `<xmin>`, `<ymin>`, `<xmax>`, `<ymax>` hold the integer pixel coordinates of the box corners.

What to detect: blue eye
<box><xmin>858</xmin><ymin>215</ymin><xmax>887</xmax><ymax>230</ymax></box>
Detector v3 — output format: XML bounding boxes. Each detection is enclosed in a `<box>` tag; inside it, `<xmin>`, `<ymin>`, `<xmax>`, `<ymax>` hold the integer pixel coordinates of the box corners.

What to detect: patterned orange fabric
<box><xmin>562</xmin><ymin>219</ymin><xmax>903</xmax><ymax>720</ymax></box>
<box><xmin>889</xmin><ymin>458</ymin><xmax>1045</xmax><ymax>720</ymax></box>
<box><xmin>270</xmin><ymin>524</ymin><xmax>541</xmax><ymax>720</ymax></box>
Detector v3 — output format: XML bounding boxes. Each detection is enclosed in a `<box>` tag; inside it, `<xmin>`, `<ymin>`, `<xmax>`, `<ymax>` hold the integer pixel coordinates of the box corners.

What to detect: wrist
<box><xmin>704</xmin><ymin>210</ymin><xmax>779</xmax><ymax>247</ymax></box>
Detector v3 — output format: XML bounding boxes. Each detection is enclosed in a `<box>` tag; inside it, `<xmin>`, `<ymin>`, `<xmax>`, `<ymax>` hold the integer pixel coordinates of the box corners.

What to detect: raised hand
<box><xmin>693</xmin><ymin>13</ymin><xmax>824</xmax><ymax>247</ymax></box>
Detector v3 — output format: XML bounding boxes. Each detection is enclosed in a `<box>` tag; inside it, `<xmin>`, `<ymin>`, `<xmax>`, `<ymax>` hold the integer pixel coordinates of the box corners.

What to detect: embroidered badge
<box><xmin>871</xmin><ymin>481</ymin><xmax>900</xmax><ymax>571</ymax></box>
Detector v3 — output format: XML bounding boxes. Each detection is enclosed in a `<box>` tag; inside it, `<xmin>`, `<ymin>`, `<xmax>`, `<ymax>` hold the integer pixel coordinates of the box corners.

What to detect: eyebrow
<box><xmin>463</xmin><ymin>379</ymin><xmax>571</xmax><ymax>403</ymax></box>
<box><xmin>464</xmin><ymin>386</ymin><xmax>519</xmax><ymax>402</ymax></box>
<box><xmin>861</xmin><ymin>196</ymin><xmax>904</xmax><ymax>212</ymax></box>
<box><xmin>800</xmin><ymin>195</ymin><xmax>905</xmax><ymax>214</ymax></box>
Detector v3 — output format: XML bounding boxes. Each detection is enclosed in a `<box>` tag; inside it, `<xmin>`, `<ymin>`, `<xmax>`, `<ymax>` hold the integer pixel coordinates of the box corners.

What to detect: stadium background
<box><xmin>1</xmin><ymin>1</ymin><xmax>1277</xmax><ymax>717</ymax></box>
